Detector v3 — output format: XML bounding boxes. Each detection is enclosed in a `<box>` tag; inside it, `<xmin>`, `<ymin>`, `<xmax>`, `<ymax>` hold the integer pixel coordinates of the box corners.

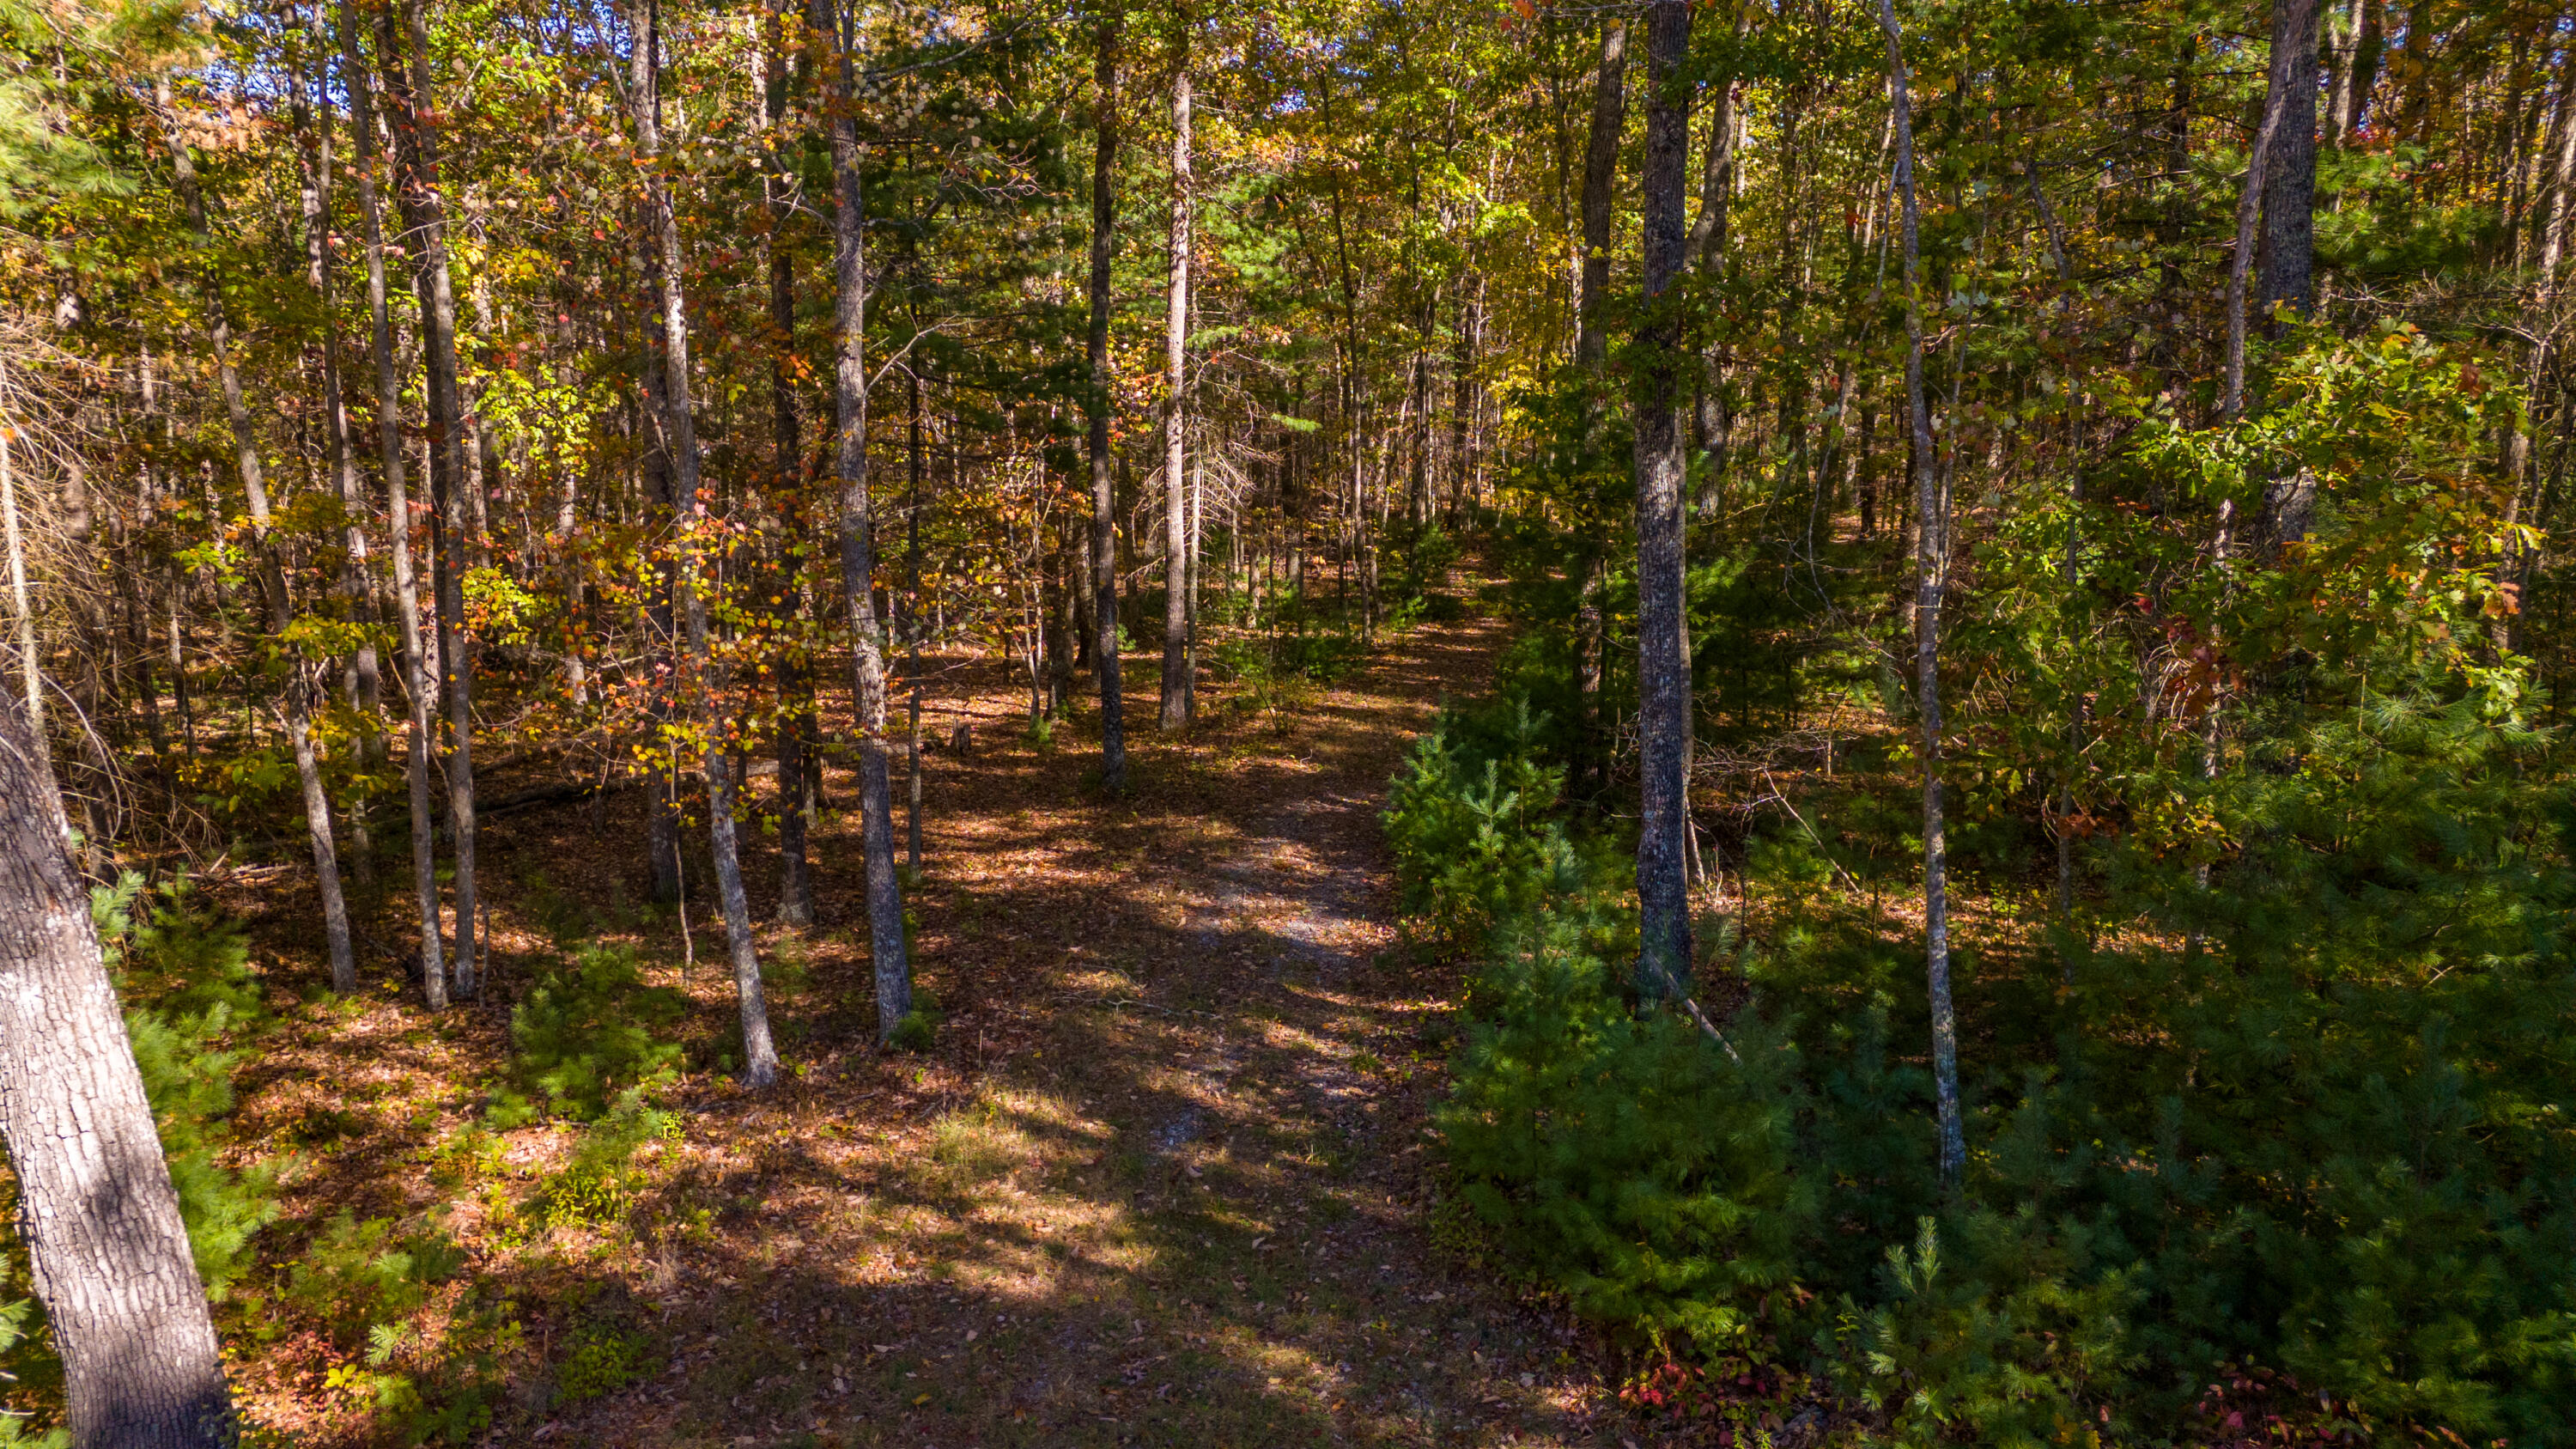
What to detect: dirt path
<box><xmin>201</xmin><ymin>600</ymin><xmax>1622</xmax><ymax>1446</ymax></box>
<box><xmin>548</xmin><ymin>606</ymin><xmax>1618</xmax><ymax>1448</ymax></box>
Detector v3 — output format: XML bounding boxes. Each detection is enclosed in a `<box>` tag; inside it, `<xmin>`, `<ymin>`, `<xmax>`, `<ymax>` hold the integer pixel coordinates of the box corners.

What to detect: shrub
<box><xmin>501</xmin><ymin>943</ymin><xmax>689</xmax><ymax>1122</ymax></box>
<box><xmin>1394</xmin><ymin>657</ymin><xmax>2576</xmax><ymax>1444</ymax></box>
<box><xmin>287</xmin><ymin>1214</ymin><xmax>509</xmax><ymax>1444</ymax></box>
<box><xmin>530</xmin><ymin>1090</ymin><xmax>680</xmax><ymax>1233</ymax></box>
<box><xmin>89</xmin><ymin>873</ymin><xmax>280</xmax><ymax>1298</ymax></box>
<box><xmin>556</xmin><ymin>1324</ymin><xmax>651</xmax><ymax>1402</ymax></box>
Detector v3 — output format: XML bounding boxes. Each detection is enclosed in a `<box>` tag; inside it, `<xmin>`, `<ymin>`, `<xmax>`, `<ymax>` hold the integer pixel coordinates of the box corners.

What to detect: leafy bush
<box><xmin>500</xmin><ymin>943</ymin><xmax>689</xmax><ymax>1122</ymax></box>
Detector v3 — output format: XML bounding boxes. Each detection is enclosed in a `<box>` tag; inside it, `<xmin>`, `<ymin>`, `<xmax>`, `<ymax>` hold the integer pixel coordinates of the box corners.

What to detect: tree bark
<box><xmin>2225</xmin><ymin>0</ymin><xmax>2314</xmax><ymax>421</ymax></box>
<box><xmin>1089</xmin><ymin>13</ymin><xmax>1128</xmax><ymax>788</ymax></box>
<box><xmin>385</xmin><ymin>0</ymin><xmax>479</xmax><ymax>995</ymax></box>
<box><xmin>1876</xmin><ymin>0</ymin><xmax>1964</xmax><ymax>1192</ymax></box>
<box><xmin>815</xmin><ymin>0</ymin><xmax>914</xmax><ymax>1043</ymax></box>
<box><xmin>0</xmin><ymin>685</ymin><xmax>235</xmax><ymax>1449</ymax></box>
<box><xmin>638</xmin><ymin>216</ymin><xmax>686</xmax><ymax>907</ymax></box>
<box><xmin>2331</xmin><ymin>0</ymin><xmax>2382</xmax><ymax>143</ymax></box>
<box><xmin>762</xmin><ymin>0</ymin><xmax>814</xmax><ymax>929</ymax></box>
<box><xmin>2259</xmin><ymin>0</ymin><xmax>2321</xmax><ymax>319</ymax></box>
<box><xmin>1632</xmin><ymin>0</ymin><xmax>1695</xmax><ymax>1005</ymax></box>
<box><xmin>1160</xmin><ymin>43</ymin><xmax>1194</xmax><ymax>732</ymax></box>
<box><xmin>631</xmin><ymin>0</ymin><xmax>779</xmax><ymax>1087</ymax></box>
<box><xmin>1576</xmin><ymin>16</ymin><xmax>1628</xmax><ymax>369</ymax></box>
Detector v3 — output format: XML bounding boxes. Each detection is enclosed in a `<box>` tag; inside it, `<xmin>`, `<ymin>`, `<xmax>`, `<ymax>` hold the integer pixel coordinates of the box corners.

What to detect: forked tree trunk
<box><xmin>814</xmin><ymin>0</ymin><xmax>914</xmax><ymax>1042</ymax></box>
<box><xmin>1876</xmin><ymin>0</ymin><xmax>1965</xmax><ymax>1191</ymax></box>
<box><xmin>0</xmin><ymin>685</ymin><xmax>235</xmax><ymax>1448</ymax></box>
<box><xmin>1088</xmin><ymin>14</ymin><xmax>1128</xmax><ymax>788</ymax></box>
<box><xmin>1632</xmin><ymin>0</ymin><xmax>1697</xmax><ymax>1004</ymax></box>
<box><xmin>386</xmin><ymin>0</ymin><xmax>479</xmax><ymax>995</ymax></box>
<box><xmin>631</xmin><ymin>0</ymin><xmax>779</xmax><ymax>1087</ymax></box>
<box><xmin>346</xmin><ymin>6</ymin><xmax>446</xmax><ymax>1008</ymax></box>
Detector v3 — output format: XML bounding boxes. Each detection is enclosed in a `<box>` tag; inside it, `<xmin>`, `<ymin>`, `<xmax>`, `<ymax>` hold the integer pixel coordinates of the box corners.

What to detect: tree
<box><xmin>0</xmin><ymin>684</ymin><xmax>234</xmax><ymax>1448</ymax></box>
<box><xmin>1630</xmin><ymin>0</ymin><xmax>1692</xmax><ymax>1004</ymax></box>
<box><xmin>1087</xmin><ymin>8</ymin><xmax>1127</xmax><ymax>789</ymax></box>
<box><xmin>1159</xmin><ymin>16</ymin><xmax>1194</xmax><ymax>733</ymax></box>
<box><xmin>343</xmin><ymin>5</ymin><xmax>446</xmax><ymax>1009</ymax></box>
<box><xmin>1875</xmin><ymin>0</ymin><xmax>1963</xmax><ymax>1191</ymax></box>
<box><xmin>629</xmin><ymin>0</ymin><xmax>778</xmax><ymax>1087</ymax></box>
<box><xmin>383</xmin><ymin>0</ymin><xmax>480</xmax><ymax>996</ymax></box>
<box><xmin>816</xmin><ymin>0</ymin><xmax>914</xmax><ymax>1044</ymax></box>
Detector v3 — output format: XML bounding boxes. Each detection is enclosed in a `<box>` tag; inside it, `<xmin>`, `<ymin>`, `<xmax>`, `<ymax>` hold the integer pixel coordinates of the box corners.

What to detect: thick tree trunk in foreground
<box><xmin>1876</xmin><ymin>0</ymin><xmax>1965</xmax><ymax>1191</ymax></box>
<box><xmin>817</xmin><ymin>0</ymin><xmax>914</xmax><ymax>1041</ymax></box>
<box><xmin>632</xmin><ymin>0</ymin><xmax>778</xmax><ymax>1087</ymax></box>
<box><xmin>1160</xmin><ymin>49</ymin><xmax>1194</xmax><ymax>733</ymax></box>
<box><xmin>1632</xmin><ymin>0</ymin><xmax>1696</xmax><ymax>1005</ymax></box>
<box><xmin>0</xmin><ymin>686</ymin><xmax>235</xmax><ymax>1449</ymax></box>
<box><xmin>1089</xmin><ymin>15</ymin><xmax>1128</xmax><ymax>788</ymax></box>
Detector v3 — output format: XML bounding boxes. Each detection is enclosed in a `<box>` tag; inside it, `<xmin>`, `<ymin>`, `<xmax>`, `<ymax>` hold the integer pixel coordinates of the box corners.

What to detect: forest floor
<box><xmin>197</xmin><ymin>588</ymin><xmax>1643</xmax><ymax>1448</ymax></box>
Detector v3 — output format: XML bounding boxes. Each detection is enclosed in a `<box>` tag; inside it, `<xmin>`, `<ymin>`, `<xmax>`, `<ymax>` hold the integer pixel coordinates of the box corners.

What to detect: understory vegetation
<box><xmin>1394</xmin><ymin>326</ymin><xmax>2576</xmax><ymax>1446</ymax></box>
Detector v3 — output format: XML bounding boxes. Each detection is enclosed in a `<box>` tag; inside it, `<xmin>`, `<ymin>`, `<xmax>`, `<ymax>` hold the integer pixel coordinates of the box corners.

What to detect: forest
<box><xmin>0</xmin><ymin>0</ymin><xmax>2567</xmax><ymax>1441</ymax></box>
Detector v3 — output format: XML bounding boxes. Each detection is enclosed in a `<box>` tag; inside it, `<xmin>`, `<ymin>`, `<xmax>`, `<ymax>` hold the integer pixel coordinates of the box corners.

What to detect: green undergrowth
<box><xmin>1391</xmin><ymin>677</ymin><xmax>2576</xmax><ymax>1446</ymax></box>
<box><xmin>487</xmin><ymin>942</ymin><xmax>690</xmax><ymax>1127</ymax></box>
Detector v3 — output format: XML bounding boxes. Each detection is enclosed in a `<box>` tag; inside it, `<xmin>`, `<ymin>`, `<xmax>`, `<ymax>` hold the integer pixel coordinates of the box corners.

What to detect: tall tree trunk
<box><xmin>763</xmin><ymin>0</ymin><xmax>814</xmax><ymax>929</ymax></box>
<box><xmin>632</xmin><ymin>0</ymin><xmax>778</xmax><ymax>1087</ymax></box>
<box><xmin>2396</xmin><ymin>0</ymin><xmax>2432</xmax><ymax>146</ymax></box>
<box><xmin>1876</xmin><ymin>0</ymin><xmax>1965</xmax><ymax>1192</ymax></box>
<box><xmin>1160</xmin><ymin>42</ymin><xmax>1194</xmax><ymax>732</ymax></box>
<box><xmin>0</xmin><ymin>684</ymin><xmax>235</xmax><ymax>1449</ymax></box>
<box><xmin>816</xmin><ymin>0</ymin><xmax>914</xmax><ymax>1044</ymax></box>
<box><xmin>386</xmin><ymin>0</ymin><xmax>478</xmax><ymax>995</ymax></box>
<box><xmin>1089</xmin><ymin>14</ymin><xmax>1128</xmax><ymax>788</ymax></box>
<box><xmin>638</xmin><ymin>218</ymin><xmax>686</xmax><ymax>906</ymax></box>
<box><xmin>2331</xmin><ymin>0</ymin><xmax>2382</xmax><ymax>143</ymax></box>
<box><xmin>2226</xmin><ymin>0</ymin><xmax>2314</xmax><ymax>421</ymax></box>
<box><xmin>155</xmin><ymin>82</ymin><xmax>357</xmax><ymax>995</ymax></box>
<box><xmin>343</xmin><ymin>9</ymin><xmax>447</xmax><ymax>1008</ymax></box>
<box><xmin>295</xmin><ymin>42</ymin><xmax>380</xmax><ymax>890</ymax></box>
<box><xmin>1576</xmin><ymin>16</ymin><xmax>1629</xmax><ymax>369</ymax></box>
<box><xmin>904</xmin><ymin>370</ymin><xmax>926</xmax><ymax>878</ymax></box>
<box><xmin>1632</xmin><ymin>0</ymin><xmax>1696</xmax><ymax>1004</ymax></box>
<box><xmin>2259</xmin><ymin>0</ymin><xmax>2321</xmax><ymax>319</ymax></box>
